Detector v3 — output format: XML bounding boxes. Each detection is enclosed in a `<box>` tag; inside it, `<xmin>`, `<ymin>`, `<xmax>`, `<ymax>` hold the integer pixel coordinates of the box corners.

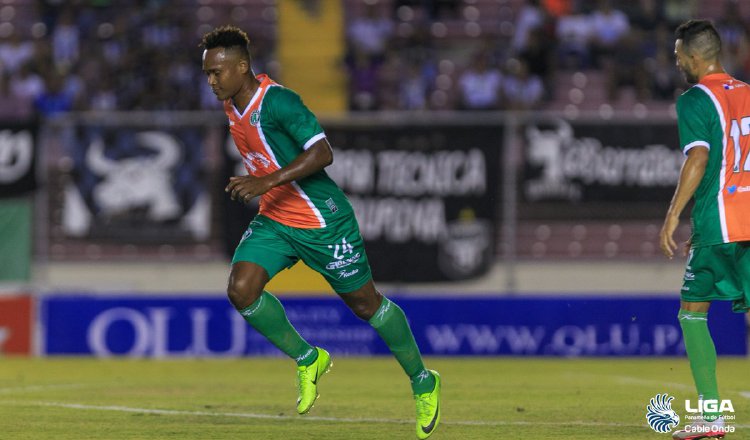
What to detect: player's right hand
<box><xmin>659</xmin><ymin>214</ymin><xmax>679</xmax><ymax>259</ymax></box>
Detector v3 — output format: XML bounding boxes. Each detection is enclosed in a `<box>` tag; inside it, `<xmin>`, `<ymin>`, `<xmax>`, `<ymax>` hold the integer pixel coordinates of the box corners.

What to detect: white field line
<box><xmin>0</xmin><ymin>384</ymin><xmax>88</xmax><ymax>394</ymax></box>
<box><xmin>0</xmin><ymin>400</ymin><xmax>650</xmax><ymax>428</ymax></box>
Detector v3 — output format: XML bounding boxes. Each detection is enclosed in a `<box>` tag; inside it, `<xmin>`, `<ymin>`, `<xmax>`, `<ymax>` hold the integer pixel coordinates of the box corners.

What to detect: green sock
<box><xmin>678</xmin><ymin>309</ymin><xmax>720</xmax><ymax>421</ymax></box>
<box><xmin>238</xmin><ymin>291</ymin><xmax>317</xmax><ymax>367</ymax></box>
<box><xmin>368</xmin><ymin>296</ymin><xmax>435</xmax><ymax>395</ymax></box>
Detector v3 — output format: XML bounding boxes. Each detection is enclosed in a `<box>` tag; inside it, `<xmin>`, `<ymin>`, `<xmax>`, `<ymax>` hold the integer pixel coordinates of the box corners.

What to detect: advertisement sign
<box><xmin>523</xmin><ymin>118</ymin><xmax>682</xmax><ymax>204</ymax></box>
<box><xmin>0</xmin><ymin>123</ymin><xmax>36</xmax><ymax>198</ymax></box>
<box><xmin>324</xmin><ymin>124</ymin><xmax>501</xmax><ymax>281</ymax></box>
<box><xmin>0</xmin><ymin>295</ymin><xmax>33</xmax><ymax>355</ymax></box>
<box><xmin>41</xmin><ymin>295</ymin><xmax>745</xmax><ymax>357</ymax></box>
<box><xmin>60</xmin><ymin>127</ymin><xmax>210</xmax><ymax>242</ymax></box>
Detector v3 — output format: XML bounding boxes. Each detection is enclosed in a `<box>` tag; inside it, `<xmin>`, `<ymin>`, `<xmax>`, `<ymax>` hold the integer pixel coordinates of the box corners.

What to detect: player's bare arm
<box><xmin>225</xmin><ymin>138</ymin><xmax>334</xmax><ymax>203</ymax></box>
<box><xmin>659</xmin><ymin>146</ymin><xmax>709</xmax><ymax>259</ymax></box>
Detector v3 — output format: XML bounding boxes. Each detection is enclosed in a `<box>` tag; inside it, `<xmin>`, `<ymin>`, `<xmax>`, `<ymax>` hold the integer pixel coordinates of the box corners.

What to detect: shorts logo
<box><xmin>337</xmin><ymin>269</ymin><xmax>359</xmax><ymax>278</ymax></box>
<box><xmin>250</xmin><ymin>110</ymin><xmax>260</xmax><ymax>126</ymax></box>
<box><xmin>325</xmin><ymin>198</ymin><xmax>338</xmax><ymax>213</ymax></box>
<box><xmin>240</xmin><ymin>227</ymin><xmax>253</xmax><ymax>242</ymax></box>
<box><xmin>326</xmin><ymin>237</ymin><xmax>361</xmax><ymax>270</ymax></box>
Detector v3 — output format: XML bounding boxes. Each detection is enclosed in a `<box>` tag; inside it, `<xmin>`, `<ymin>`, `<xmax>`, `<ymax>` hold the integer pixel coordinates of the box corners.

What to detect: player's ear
<box><xmin>238</xmin><ymin>59</ymin><xmax>250</xmax><ymax>75</ymax></box>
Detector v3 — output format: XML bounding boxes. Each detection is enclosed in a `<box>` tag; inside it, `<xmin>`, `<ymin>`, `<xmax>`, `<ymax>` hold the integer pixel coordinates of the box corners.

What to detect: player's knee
<box><xmin>347</xmin><ymin>293</ymin><xmax>383</xmax><ymax>320</ymax></box>
<box><xmin>227</xmin><ymin>273</ymin><xmax>262</xmax><ymax>309</ymax></box>
<box><xmin>348</xmin><ymin>300</ymin><xmax>375</xmax><ymax>320</ymax></box>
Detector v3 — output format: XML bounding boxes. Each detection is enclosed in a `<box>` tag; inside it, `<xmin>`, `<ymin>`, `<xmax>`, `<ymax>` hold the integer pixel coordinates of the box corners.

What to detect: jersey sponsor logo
<box><xmin>242</xmin><ymin>151</ymin><xmax>272</xmax><ymax>173</ymax></box>
<box><xmin>250</xmin><ymin>110</ymin><xmax>260</xmax><ymax>126</ymax></box>
<box><xmin>727</xmin><ymin>185</ymin><xmax>737</xmax><ymax>194</ymax></box>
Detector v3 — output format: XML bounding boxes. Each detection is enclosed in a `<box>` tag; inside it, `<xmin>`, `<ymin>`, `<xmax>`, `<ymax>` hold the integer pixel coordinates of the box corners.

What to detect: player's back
<box><xmin>683</xmin><ymin>73</ymin><xmax>750</xmax><ymax>245</ymax></box>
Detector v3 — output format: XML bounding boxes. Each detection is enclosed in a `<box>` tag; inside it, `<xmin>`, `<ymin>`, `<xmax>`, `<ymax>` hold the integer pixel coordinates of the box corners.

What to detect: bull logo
<box><xmin>526</xmin><ymin>120</ymin><xmax>573</xmax><ymax>187</ymax></box>
<box><xmin>86</xmin><ymin>131</ymin><xmax>181</xmax><ymax>221</ymax></box>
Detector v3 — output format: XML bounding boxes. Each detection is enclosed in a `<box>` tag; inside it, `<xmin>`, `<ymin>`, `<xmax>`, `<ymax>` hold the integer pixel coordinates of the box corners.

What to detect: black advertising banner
<box><xmin>522</xmin><ymin>119</ymin><xmax>682</xmax><ymax>204</ymax></box>
<box><xmin>324</xmin><ymin>124</ymin><xmax>501</xmax><ymax>282</ymax></box>
<box><xmin>61</xmin><ymin>127</ymin><xmax>210</xmax><ymax>243</ymax></box>
<box><xmin>0</xmin><ymin>122</ymin><xmax>36</xmax><ymax>198</ymax></box>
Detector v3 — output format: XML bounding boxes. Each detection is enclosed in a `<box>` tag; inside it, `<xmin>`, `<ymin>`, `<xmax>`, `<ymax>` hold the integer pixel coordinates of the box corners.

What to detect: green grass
<box><xmin>0</xmin><ymin>357</ymin><xmax>748</xmax><ymax>439</ymax></box>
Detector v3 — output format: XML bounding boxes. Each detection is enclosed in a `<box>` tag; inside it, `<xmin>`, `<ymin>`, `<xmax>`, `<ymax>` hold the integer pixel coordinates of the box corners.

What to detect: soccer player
<box><xmin>200</xmin><ymin>26</ymin><xmax>441</xmax><ymax>439</ymax></box>
<box><xmin>660</xmin><ymin>19</ymin><xmax>750</xmax><ymax>440</ymax></box>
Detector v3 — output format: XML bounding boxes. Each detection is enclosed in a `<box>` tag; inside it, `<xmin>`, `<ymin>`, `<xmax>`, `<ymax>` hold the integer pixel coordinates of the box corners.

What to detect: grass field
<box><xmin>0</xmin><ymin>357</ymin><xmax>748</xmax><ymax>439</ymax></box>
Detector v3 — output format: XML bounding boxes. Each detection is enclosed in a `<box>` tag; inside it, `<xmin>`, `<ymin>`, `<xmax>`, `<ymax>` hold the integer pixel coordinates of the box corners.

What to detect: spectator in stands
<box><xmin>346</xmin><ymin>47</ymin><xmax>381</xmax><ymax>111</ymax></box>
<box><xmin>715</xmin><ymin>0</ymin><xmax>750</xmax><ymax>81</ymax></box>
<box><xmin>511</xmin><ymin>0</ymin><xmax>547</xmax><ymax>54</ymax></box>
<box><xmin>604</xmin><ymin>32</ymin><xmax>650</xmax><ymax>102</ymax></box>
<box><xmin>51</xmin><ymin>7</ymin><xmax>80</xmax><ymax>71</ymax></box>
<box><xmin>664</xmin><ymin>0</ymin><xmax>698</xmax><ymax>28</ymax></box>
<box><xmin>589</xmin><ymin>0</ymin><xmax>630</xmax><ymax>68</ymax></box>
<box><xmin>555</xmin><ymin>4</ymin><xmax>591</xmax><ymax>69</ymax></box>
<box><xmin>0</xmin><ymin>28</ymin><xmax>35</xmax><ymax>75</ymax></box>
<box><xmin>393</xmin><ymin>0</ymin><xmax>459</xmax><ymax>21</ymax></box>
<box><xmin>34</xmin><ymin>73</ymin><xmax>73</xmax><ymax>117</ymax></box>
<box><xmin>376</xmin><ymin>49</ymin><xmax>404</xmax><ymax>110</ymax></box>
<box><xmin>503</xmin><ymin>58</ymin><xmax>544</xmax><ymax>111</ymax></box>
<box><xmin>400</xmin><ymin>61</ymin><xmax>430</xmax><ymax>110</ymax></box>
<box><xmin>457</xmin><ymin>51</ymin><xmax>502</xmax><ymax>110</ymax></box>
<box><xmin>543</xmin><ymin>0</ymin><xmax>573</xmax><ymax>18</ymax></box>
<box><xmin>347</xmin><ymin>2</ymin><xmax>393</xmax><ymax>63</ymax></box>
<box><xmin>519</xmin><ymin>27</ymin><xmax>555</xmax><ymax>100</ymax></box>
<box><xmin>10</xmin><ymin>63</ymin><xmax>44</xmax><ymax>103</ymax></box>
<box><xmin>649</xmin><ymin>48</ymin><xmax>680</xmax><ymax>101</ymax></box>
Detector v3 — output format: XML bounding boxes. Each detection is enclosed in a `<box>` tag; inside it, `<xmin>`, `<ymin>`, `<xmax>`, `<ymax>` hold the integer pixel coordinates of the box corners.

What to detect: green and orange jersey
<box><xmin>224</xmin><ymin>74</ymin><xmax>353</xmax><ymax>229</ymax></box>
<box><xmin>677</xmin><ymin>72</ymin><xmax>750</xmax><ymax>247</ymax></box>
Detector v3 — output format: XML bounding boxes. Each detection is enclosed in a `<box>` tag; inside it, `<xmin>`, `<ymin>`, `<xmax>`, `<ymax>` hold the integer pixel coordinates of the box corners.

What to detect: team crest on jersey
<box><xmin>250</xmin><ymin>110</ymin><xmax>261</xmax><ymax>126</ymax></box>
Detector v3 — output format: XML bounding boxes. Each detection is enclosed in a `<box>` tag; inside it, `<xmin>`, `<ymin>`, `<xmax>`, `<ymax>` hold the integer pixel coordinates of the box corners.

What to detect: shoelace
<box><xmin>415</xmin><ymin>393</ymin><xmax>433</xmax><ymax>419</ymax></box>
<box><xmin>297</xmin><ymin>366</ymin><xmax>314</xmax><ymax>391</ymax></box>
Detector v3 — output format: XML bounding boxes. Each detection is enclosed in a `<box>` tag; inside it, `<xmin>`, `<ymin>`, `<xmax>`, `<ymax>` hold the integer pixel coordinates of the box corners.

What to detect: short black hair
<box><xmin>675</xmin><ymin>19</ymin><xmax>722</xmax><ymax>60</ymax></box>
<box><xmin>200</xmin><ymin>25</ymin><xmax>252</xmax><ymax>61</ymax></box>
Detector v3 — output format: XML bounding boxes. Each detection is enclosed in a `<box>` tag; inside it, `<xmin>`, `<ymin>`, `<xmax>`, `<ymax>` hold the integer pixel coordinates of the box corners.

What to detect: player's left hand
<box><xmin>225</xmin><ymin>175</ymin><xmax>274</xmax><ymax>204</ymax></box>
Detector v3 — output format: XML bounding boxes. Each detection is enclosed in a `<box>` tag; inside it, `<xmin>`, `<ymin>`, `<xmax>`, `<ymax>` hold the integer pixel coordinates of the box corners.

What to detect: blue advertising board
<box><xmin>41</xmin><ymin>295</ymin><xmax>746</xmax><ymax>357</ymax></box>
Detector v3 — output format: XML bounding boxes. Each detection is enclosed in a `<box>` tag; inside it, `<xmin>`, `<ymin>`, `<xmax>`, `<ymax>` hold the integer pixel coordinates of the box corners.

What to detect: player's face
<box><xmin>202</xmin><ymin>48</ymin><xmax>248</xmax><ymax>100</ymax></box>
<box><xmin>675</xmin><ymin>39</ymin><xmax>699</xmax><ymax>84</ymax></box>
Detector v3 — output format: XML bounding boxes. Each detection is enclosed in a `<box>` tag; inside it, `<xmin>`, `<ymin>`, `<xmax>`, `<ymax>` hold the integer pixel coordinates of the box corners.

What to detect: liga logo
<box><xmin>646</xmin><ymin>393</ymin><xmax>680</xmax><ymax>433</ymax></box>
<box><xmin>646</xmin><ymin>393</ymin><xmax>736</xmax><ymax>435</ymax></box>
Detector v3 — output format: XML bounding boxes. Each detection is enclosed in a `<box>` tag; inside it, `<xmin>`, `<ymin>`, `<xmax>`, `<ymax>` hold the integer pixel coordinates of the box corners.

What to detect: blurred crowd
<box><xmin>1</xmin><ymin>0</ymin><xmax>749</xmax><ymax>118</ymax></box>
<box><xmin>344</xmin><ymin>0</ymin><xmax>750</xmax><ymax>111</ymax></box>
<box><xmin>0</xmin><ymin>0</ymin><xmax>276</xmax><ymax>119</ymax></box>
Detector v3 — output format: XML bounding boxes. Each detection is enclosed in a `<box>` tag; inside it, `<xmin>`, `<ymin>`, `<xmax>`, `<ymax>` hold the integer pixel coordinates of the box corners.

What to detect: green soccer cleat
<box><xmin>415</xmin><ymin>370</ymin><xmax>441</xmax><ymax>439</ymax></box>
<box><xmin>296</xmin><ymin>347</ymin><xmax>332</xmax><ymax>415</ymax></box>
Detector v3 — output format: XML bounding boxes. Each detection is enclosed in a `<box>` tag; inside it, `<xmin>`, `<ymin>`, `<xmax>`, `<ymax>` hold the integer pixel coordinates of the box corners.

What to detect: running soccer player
<box><xmin>200</xmin><ymin>26</ymin><xmax>441</xmax><ymax>439</ymax></box>
<box><xmin>660</xmin><ymin>19</ymin><xmax>750</xmax><ymax>440</ymax></box>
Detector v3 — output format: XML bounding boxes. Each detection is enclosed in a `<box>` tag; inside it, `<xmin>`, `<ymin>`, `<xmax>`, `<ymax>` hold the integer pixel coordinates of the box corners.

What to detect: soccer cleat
<box><xmin>296</xmin><ymin>347</ymin><xmax>332</xmax><ymax>415</ymax></box>
<box><xmin>671</xmin><ymin>416</ymin><xmax>727</xmax><ymax>439</ymax></box>
<box><xmin>415</xmin><ymin>370</ymin><xmax>441</xmax><ymax>439</ymax></box>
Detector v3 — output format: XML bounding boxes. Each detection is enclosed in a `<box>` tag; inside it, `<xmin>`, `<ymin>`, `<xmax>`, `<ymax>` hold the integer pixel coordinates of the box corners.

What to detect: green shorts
<box><xmin>681</xmin><ymin>242</ymin><xmax>750</xmax><ymax>312</ymax></box>
<box><xmin>231</xmin><ymin>214</ymin><xmax>372</xmax><ymax>294</ymax></box>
